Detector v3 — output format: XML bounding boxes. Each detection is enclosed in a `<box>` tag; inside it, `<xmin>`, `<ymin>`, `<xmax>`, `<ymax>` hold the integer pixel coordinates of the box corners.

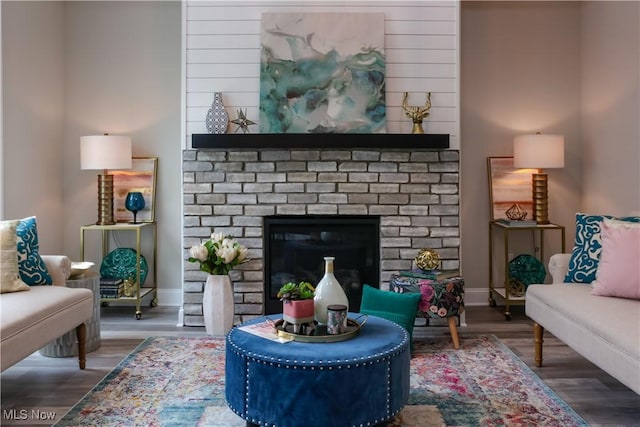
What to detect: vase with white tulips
<box><xmin>188</xmin><ymin>232</ymin><xmax>249</xmax><ymax>275</ymax></box>
<box><xmin>188</xmin><ymin>232</ymin><xmax>249</xmax><ymax>336</ymax></box>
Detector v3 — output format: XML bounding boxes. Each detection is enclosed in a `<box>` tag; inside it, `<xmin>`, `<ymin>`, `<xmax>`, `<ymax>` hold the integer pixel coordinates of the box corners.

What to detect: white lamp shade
<box><xmin>513</xmin><ymin>134</ymin><xmax>565</xmax><ymax>169</ymax></box>
<box><xmin>80</xmin><ymin>135</ymin><xmax>132</xmax><ymax>170</ymax></box>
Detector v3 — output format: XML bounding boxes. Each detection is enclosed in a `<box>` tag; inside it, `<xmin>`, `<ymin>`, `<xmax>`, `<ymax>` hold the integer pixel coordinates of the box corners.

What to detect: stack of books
<box><xmin>100</xmin><ymin>277</ymin><xmax>124</xmax><ymax>299</ymax></box>
<box><xmin>397</xmin><ymin>269</ymin><xmax>459</xmax><ymax>281</ymax></box>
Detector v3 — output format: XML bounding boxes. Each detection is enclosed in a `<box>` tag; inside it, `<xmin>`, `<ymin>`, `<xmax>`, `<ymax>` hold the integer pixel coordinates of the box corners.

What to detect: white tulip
<box><xmin>216</xmin><ymin>246</ymin><xmax>236</xmax><ymax>264</ymax></box>
<box><xmin>189</xmin><ymin>244</ymin><xmax>208</xmax><ymax>262</ymax></box>
<box><xmin>237</xmin><ymin>247</ymin><xmax>248</xmax><ymax>262</ymax></box>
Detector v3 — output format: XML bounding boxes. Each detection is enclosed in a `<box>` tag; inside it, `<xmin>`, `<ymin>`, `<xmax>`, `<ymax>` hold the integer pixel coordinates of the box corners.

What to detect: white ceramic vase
<box><xmin>314</xmin><ymin>257</ymin><xmax>349</xmax><ymax>324</ymax></box>
<box><xmin>203</xmin><ymin>274</ymin><xmax>234</xmax><ymax>336</ymax></box>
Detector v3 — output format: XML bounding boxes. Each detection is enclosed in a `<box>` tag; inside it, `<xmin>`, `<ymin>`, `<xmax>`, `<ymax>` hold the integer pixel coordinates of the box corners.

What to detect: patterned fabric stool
<box><xmin>391</xmin><ymin>274</ymin><xmax>465</xmax><ymax>349</ymax></box>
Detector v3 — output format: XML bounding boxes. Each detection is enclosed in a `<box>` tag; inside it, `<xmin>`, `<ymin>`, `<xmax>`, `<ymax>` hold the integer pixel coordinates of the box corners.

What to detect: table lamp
<box><xmin>81</xmin><ymin>134</ymin><xmax>132</xmax><ymax>225</ymax></box>
<box><xmin>513</xmin><ymin>133</ymin><xmax>564</xmax><ymax>224</ymax></box>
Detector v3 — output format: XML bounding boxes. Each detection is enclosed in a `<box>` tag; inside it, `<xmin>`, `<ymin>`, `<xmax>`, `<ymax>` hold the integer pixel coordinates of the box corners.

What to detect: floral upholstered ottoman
<box><xmin>391</xmin><ymin>274</ymin><xmax>465</xmax><ymax>349</ymax></box>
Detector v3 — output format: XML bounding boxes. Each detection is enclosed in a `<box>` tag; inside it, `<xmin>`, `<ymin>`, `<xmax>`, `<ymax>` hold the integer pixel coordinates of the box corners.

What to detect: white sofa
<box><xmin>0</xmin><ymin>256</ymin><xmax>94</xmax><ymax>371</ymax></box>
<box><xmin>526</xmin><ymin>253</ymin><xmax>640</xmax><ymax>395</ymax></box>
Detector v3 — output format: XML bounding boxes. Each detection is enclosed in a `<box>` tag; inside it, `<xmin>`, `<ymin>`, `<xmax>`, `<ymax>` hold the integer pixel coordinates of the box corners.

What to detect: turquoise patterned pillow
<box><xmin>564</xmin><ymin>213</ymin><xmax>640</xmax><ymax>283</ymax></box>
<box><xmin>16</xmin><ymin>217</ymin><xmax>52</xmax><ymax>285</ymax></box>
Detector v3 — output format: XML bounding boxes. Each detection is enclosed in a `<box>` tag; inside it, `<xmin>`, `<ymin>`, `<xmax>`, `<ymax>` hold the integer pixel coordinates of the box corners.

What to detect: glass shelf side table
<box><xmin>80</xmin><ymin>223</ymin><xmax>157</xmax><ymax>319</ymax></box>
<box><xmin>488</xmin><ymin>221</ymin><xmax>565</xmax><ymax>320</ymax></box>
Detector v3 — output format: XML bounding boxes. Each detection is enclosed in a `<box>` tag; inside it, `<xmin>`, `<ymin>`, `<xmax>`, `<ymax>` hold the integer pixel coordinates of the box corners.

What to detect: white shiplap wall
<box><xmin>184</xmin><ymin>1</ymin><xmax>459</xmax><ymax>148</ymax></box>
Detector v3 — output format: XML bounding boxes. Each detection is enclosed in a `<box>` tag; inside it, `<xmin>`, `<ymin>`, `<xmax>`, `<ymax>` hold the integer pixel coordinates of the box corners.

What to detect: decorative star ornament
<box><xmin>231</xmin><ymin>109</ymin><xmax>256</xmax><ymax>134</ymax></box>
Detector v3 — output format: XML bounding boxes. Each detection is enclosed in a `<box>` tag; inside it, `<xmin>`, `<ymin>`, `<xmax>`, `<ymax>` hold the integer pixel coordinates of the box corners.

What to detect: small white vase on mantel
<box><xmin>314</xmin><ymin>257</ymin><xmax>349</xmax><ymax>324</ymax></box>
<box><xmin>202</xmin><ymin>274</ymin><xmax>234</xmax><ymax>336</ymax></box>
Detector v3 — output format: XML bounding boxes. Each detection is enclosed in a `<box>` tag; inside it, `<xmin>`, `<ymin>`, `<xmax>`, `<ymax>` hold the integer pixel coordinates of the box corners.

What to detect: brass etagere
<box><xmin>488</xmin><ymin>220</ymin><xmax>565</xmax><ymax>320</ymax></box>
<box><xmin>80</xmin><ymin>222</ymin><xmax>157</xmax><ymax>319</ymax></box>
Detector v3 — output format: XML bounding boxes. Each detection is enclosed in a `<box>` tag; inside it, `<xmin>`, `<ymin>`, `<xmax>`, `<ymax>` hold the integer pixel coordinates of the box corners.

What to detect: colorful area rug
<box><xmin>55</xmin><ymin>335</ymin><xmax>586</xmax><ymax>426</ymax></box>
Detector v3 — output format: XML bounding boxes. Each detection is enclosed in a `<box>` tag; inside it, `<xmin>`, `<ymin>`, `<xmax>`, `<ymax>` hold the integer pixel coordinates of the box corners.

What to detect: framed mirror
<box><xmin>109</xmin><ymin>157</ymin><xmax>158</xmax><ymax>223</ymax></box>
<box><xmin>487</xmin><ymin>157</ymin><xmax>537</xmax><ymax>221</ymax></box>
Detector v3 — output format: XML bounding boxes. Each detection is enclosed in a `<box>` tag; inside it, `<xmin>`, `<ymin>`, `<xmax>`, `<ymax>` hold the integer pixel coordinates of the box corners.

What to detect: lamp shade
<box><xmin>80</xmin><ymin>135</ymin><xmax>132</xmax><ymax>170</ymax></box>
<box><xmin>513</xmin><ymin>134</ymin><xmax>564</xmax><ymax>169</ymax></box>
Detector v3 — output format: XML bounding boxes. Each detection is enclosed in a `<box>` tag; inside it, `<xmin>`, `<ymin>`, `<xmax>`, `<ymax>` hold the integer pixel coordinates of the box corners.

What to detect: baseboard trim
<box><xmin>156</xmin><ymin>289</ymin><xmax>182</xmax><ymax>307</ymax></box>
<box><xmin>104</xmin><ymin>289</ymin><xmax>183</xmax><ymax>307</ymax></box>
<box><xmin>464</xmin><ymin>288</ymin><xmax>490</xmax><ymax>306</ymax></box>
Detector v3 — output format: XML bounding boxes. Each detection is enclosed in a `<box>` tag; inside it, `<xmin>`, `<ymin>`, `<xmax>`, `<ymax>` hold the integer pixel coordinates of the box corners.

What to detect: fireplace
<box><xmin>182</xmin><ymin>147</ymin><xmax>459</xmax><ymax>327</ymax></box>
<box><xmin>264</xmin><ymin>215</ymin><xmax>380</xmax><ymax>314</ymax></box>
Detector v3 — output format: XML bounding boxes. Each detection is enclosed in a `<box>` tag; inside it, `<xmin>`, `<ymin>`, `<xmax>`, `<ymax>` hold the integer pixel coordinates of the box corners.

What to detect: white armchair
<box><xmin>1</xmin><ymin>255</ymin><xmax>93</xmax><ymax>371</ymax></box>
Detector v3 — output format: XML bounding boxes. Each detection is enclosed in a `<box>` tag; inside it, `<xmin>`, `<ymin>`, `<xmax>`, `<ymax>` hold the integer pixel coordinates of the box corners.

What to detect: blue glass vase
<box><xmin>125</xmin><ymin>192</ymin><xmax>145</xmax><ymax>224</ymax></box>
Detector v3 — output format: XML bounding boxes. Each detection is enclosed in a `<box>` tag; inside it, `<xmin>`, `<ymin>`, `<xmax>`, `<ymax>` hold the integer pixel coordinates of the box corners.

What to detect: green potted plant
<box><xmin>278</xmin><ymin>281</ymin><xmax>315</xmax><ymax>332</ymax></box>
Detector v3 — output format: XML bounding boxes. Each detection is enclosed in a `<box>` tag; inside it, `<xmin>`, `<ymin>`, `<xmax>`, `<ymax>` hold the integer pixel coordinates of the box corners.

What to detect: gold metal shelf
<box><xmin>81</xmin><ymin>223</ymin><xmax>158</xmax><ymax>320</ymax></box>
<box><xmin>488</xmin><ymin>220</ymin><xmax>565</xmax><ymax>320</ymax></box>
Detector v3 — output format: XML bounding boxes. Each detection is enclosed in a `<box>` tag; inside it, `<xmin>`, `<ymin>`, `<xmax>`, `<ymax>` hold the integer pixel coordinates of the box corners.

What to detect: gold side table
<box><xmin>488</xmin><ymin>221</ymin><xmax>565</xmax><ymax>320</ymax></box>
<box><xmin>81</xmin><ymin>223</ymin><xmax>157</xmax><ymax>320</ymax></box>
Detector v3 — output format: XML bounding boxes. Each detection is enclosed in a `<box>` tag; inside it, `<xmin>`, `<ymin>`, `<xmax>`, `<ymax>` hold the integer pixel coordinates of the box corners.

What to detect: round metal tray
<box><xmin>274</xmin><ymin>315</ymin><xmax>367</xmax><ymax>343</ymax></box>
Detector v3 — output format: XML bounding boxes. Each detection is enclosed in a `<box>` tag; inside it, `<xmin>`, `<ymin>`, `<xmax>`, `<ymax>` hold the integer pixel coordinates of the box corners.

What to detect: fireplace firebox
<box><xmin>264</xmin><ymin>215</ymin><xmax>380</xmax><ymax>315</ymax></box>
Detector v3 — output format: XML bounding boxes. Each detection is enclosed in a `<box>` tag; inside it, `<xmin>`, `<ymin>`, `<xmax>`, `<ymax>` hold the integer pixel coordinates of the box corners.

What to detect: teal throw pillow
<box><xmin>564</xmin><ymin>213</ymin><xmax>640</xmax><ymax>283</ymax></box>
<box><xmin>360</xmin><ymin>284</ymin><xmax>421</xmax><ymax>350</ymax></box>
<box><xmin>16</xmin><ymin>216</ymin><xmax>52</xmax><ymax>286</ymax></box>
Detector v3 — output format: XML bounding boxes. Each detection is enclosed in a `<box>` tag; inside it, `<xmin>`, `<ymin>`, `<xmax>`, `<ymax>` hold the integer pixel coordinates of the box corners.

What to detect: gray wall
<box><xmin>61</xmin><ymin>1</ymin><xmax>182</xmax><ymax>305</ymax></box>
<box><xmin>460</xmin><ymin>1</ymin><xmax>639</xmax><ymax>303</ymax></box>
<box><xmin>580</xmin><ymin>1</ymin><xmax>640</xmax><ymax>215</ymax></box>
<box><xmin>1</xmin><ymin>1</ymin><xmax>182</xmax><ymax>305</ymax></box>
<box><xmin>2</xmin><ymin>1</ymin><xmax>638</xmax><ymax>312</ymax></box>
<box><xmin>1</xmin><ymin>1</ymin><xmax>65</xmax><ymax>254</ymax></box>
<box><xmin>460</xmin><ymin>1</ymin><xmax>582</xmax><ymax>302</ymax></box>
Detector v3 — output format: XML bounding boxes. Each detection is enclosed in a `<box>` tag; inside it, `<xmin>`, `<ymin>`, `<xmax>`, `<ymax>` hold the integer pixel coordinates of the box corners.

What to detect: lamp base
<box><xmin>96</xmin><ymin>174</ymin><xmax>116</xmax><ymax>225</ymax></box>
<box><xmin>532</xmin><ymin>173</ymin><xmax>549</xmax><ymax>225</ymax></box>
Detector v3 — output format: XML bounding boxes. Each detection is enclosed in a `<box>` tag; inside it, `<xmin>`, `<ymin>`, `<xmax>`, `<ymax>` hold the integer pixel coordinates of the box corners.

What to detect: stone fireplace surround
<box><xmin>182</xmin><ymin>147</ymin><xmax>460</xmax><ymax>327</ymax></box>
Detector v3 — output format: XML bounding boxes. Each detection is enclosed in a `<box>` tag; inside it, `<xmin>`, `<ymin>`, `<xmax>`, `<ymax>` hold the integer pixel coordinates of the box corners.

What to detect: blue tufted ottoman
<box><xmin>225</xmin><ymin>314</ymin><xmax>410</xmax><ymax>427</ymax></box>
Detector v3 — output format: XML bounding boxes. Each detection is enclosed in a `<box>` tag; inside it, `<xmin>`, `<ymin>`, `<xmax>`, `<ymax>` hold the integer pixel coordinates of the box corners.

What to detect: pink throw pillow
<box><xmin>592</xmin><ymin>219</ymin><xmax>640</xmax><ymax>300</ymax></box>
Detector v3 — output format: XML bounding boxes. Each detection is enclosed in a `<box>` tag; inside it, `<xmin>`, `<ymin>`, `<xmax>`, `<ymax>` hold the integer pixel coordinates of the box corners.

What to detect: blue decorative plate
<box><xmin>100</xmin><ymin>248</ymin><xmax>148</xmax><ymax>285</ymax></box>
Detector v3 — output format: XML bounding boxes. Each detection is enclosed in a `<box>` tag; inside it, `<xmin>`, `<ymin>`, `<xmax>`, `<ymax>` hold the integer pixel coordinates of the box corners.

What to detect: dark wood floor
<box><xmin>1</xmin><ymin>305</ymin><xmax>639</xmax><ymax>426</ymax></box>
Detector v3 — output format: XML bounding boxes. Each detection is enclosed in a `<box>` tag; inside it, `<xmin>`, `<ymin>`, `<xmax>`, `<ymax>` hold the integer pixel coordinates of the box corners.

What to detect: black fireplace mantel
<box><xmin>192</xmin><ymin>133</ymin><xmax>449</xmax><ymax>149</ymax></box>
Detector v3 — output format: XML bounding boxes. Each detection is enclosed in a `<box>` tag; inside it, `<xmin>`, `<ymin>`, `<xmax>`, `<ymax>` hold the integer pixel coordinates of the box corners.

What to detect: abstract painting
<box><xmin>259</xmin><ymin>13</ymin><xmax>386</xmax><ymax>134</ymax></box>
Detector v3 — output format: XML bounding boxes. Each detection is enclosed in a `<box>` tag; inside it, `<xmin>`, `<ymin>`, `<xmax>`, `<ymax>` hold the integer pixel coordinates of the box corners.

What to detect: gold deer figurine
<box><xmin>402</xmin><ymin>92</ymin><xmax>432</xmax><ymax>134</ymax></box>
